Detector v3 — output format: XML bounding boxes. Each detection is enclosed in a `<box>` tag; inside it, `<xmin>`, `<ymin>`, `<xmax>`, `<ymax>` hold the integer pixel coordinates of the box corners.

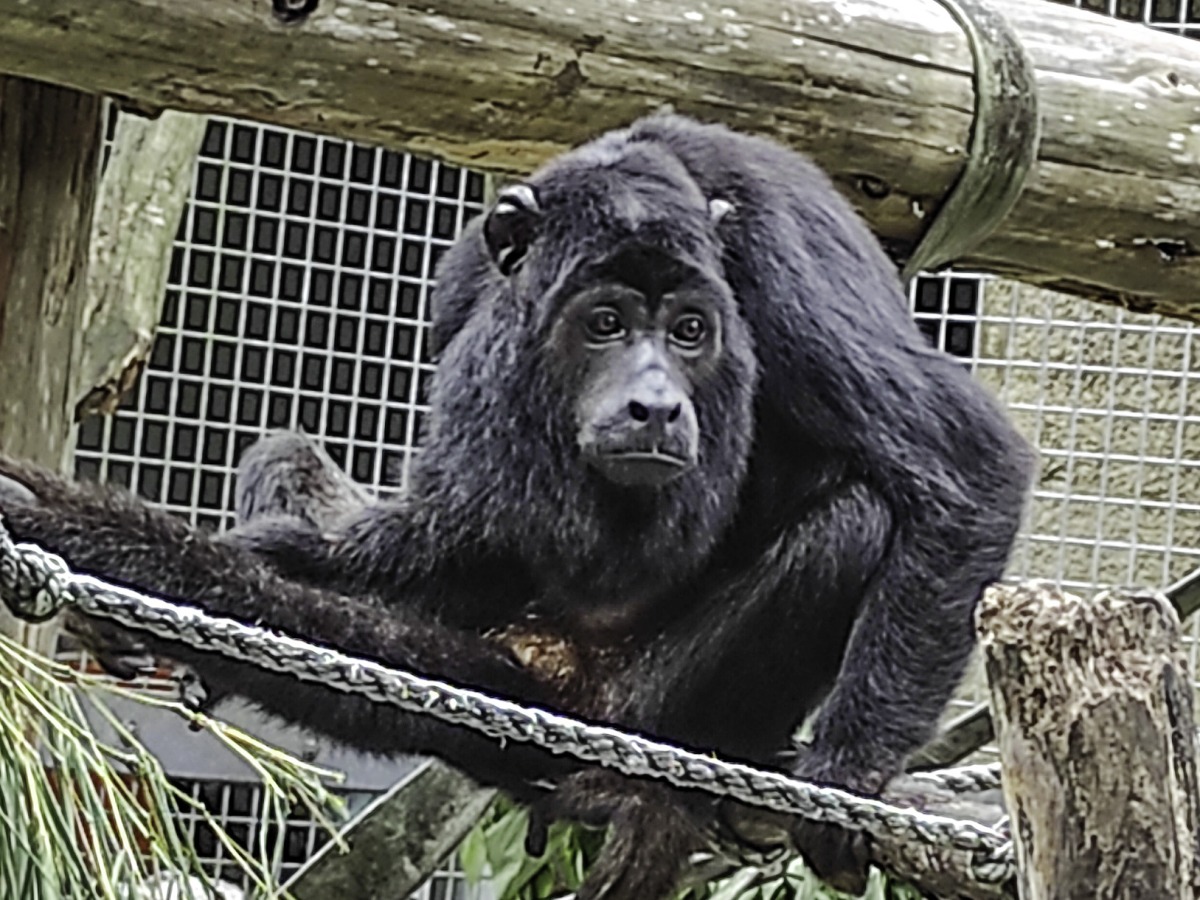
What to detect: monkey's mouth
<box><xmin>591</xmin><ymin>449</ymin><xmax>693</xmax><ymax>487</ymax></box>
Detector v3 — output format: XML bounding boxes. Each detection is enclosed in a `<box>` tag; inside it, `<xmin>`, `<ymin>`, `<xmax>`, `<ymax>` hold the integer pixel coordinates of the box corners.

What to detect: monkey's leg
<box><xmin>606</xmin><ymin>481</ymin><xmax>894</xmax><ymax>895</ymax></box>
<box><xmin>218</xmin><ymin>430</ymin><xmax>372</xmax><ymax>582</ymax></box>
<box><xmin>232</xmin><ymin>430</ymin><xmax>368</xmax><ymax>529</ymax></box>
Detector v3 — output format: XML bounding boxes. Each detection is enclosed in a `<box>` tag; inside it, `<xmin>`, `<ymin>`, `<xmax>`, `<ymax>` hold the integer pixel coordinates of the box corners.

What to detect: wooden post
<box><xmin>979</xmin><ymin>582</ymin><xmax>1200</xmax><ymax>899</ymax></box>
<box><xmin>0</xmin><ymin>76</ymin><xmax>103</xmax><ymax>647</ymax></box>
<box><xmin>0</xmin><ymin>76</ymin><xmax>103</xmax><ymax>467</ymax></box>
<box><xmin>285</xmin><ymin>761</ymin><xmax>497</xmax><ymax>899</ymax></box>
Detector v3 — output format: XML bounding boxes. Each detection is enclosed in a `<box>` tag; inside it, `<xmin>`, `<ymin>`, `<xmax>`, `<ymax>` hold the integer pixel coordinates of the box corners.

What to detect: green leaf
<box><xmin>460</xmin><ymin>821</ymin><xmax>489</xmax><ymax>884</ymax></box>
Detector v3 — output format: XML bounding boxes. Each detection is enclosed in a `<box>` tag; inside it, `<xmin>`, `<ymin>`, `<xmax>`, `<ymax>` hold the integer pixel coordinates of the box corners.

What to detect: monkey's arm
<box><xmin>0</xmin><ymin>455</ymin><xmax>561</xmax><ymax>787</ymax></box>
<box><xmin>213</xmin><ymin>433</ymin><xmax>524</xmax><ymax>629</ymax></box>
<box><xmin>798</xmin><ymin>502</ymin><xmax>1019</xmax><ymax>793</ymax></box>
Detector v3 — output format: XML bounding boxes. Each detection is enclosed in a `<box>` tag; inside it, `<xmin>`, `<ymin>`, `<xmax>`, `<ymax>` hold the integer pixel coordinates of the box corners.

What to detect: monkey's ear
<box><xmin>708</xmin><ymin>198</ymin><xmax>734</xmax><ymax>226</ymax></box>
<box><xmin>484</xmin><ymin>184</ymin><xmax>542</xmax><ymax>276</ymax></box>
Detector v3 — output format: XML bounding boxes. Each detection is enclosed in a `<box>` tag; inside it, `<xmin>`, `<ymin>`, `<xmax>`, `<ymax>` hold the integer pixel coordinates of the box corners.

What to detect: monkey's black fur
<box><xmin>0</xmin><ymin>114</ymin><xmax>1035</xmax><ymax>897</ymax></box>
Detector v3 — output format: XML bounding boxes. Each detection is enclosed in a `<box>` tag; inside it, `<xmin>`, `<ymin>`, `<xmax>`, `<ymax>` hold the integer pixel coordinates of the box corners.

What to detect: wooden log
<box><xmin>979</xmin><ymin>582</ymin><xmax>1200</xmax><ymax>900</ymax></box>
<box><xmin>910</xmin><ymin>566</ymin><xmax>1200</xmax><ymax>773</ymax></box>
<box><xmin>0</xmin><ymin>77</ymin><xmax>102</xmax><ymax>467</ymax></box>
<box><xmin>285</xmin><ymin>761</ymin><xmax>497</xmax><ymax>899</ymax></box>
<box><xmin>76</xmin><ymin>110</ymin><xmax>207</xmax><ymax>420</ymax></box>
<box><xmin>0</xmin><ymin>76</ymin><xmax>103</xmax><ymax>646</ymax></box>
<box><xmin>908</xmin><ymin>705</ymin><xmax>997</xmax><ymax>771</ymax></box>
<box><xmin>2</xmin><ymin>1</ymin><xmax>1200</xmax><ymax>319</ymax></box>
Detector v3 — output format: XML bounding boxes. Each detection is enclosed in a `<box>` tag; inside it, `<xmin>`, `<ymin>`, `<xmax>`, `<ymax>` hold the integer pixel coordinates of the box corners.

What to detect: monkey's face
<box><xmin>475</xmin><ymin>173</ymin><xmax>755</xmax><ymax>496</ymax></box>
<box><xmin>544</xmin><ymin>255</ymin><xmax>727</xmax><ymax>489</ymax></box>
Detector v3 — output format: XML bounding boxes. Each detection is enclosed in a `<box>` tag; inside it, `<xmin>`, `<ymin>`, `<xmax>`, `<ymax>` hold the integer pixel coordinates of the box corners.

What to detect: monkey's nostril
<box><xmin>667</xmin><ymin>404</ymin><xmax>681</xmax><ymax>423</ymax></box>
<box><xmin>628</xmin><ymin>401</ymin><xmax>650</xmax><ymax>423</ymax></box>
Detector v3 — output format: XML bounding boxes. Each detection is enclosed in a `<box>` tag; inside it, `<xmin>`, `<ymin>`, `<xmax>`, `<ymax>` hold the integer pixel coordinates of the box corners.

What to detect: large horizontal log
<box><xmin>1</xmin><ymin>0</ymin><xmax>1198</xmax><ymax>319</ymax></box>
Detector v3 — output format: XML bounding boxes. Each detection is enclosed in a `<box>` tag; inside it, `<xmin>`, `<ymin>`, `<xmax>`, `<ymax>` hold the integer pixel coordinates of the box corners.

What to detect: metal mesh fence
<box><xmin>75</xmin><ymin>120</ymin><xmax>486</xmax><ymax>530</ymax></box>
<box><xmin>1051</xmin><ymin>0</ymin><xmax>1200</xmax><ymax>36</ymax></box>
<box><xmin>910</xmin><ymin>275</ymin><xmax>1200</xmax><ymax>596</ymax></box>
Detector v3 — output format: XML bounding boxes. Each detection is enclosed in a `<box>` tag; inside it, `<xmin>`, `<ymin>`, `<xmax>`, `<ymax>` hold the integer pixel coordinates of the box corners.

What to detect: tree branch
<box><xmin>2</xmin><ymin>1</ymin><xmax>1200</xmax><ymax>317</ymax></box>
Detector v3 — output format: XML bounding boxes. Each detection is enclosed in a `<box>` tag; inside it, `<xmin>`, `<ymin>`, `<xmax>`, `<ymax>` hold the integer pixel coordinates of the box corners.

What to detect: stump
<box><xmin>979</xmin><ymin>582</ymin><xmax>1200</xmax><ymax>899</ymax></box>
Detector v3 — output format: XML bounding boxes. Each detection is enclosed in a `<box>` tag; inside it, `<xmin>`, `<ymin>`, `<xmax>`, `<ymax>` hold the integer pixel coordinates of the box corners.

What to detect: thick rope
<box><xmin>0</xmin><ymin>518</ymin><xmax>1013</xmax><ymax>884</ymax></box>
<box><xmin>911</xmin><ymin>762</ymin><xmax>1003</xmax><ymax>793</ymax></box>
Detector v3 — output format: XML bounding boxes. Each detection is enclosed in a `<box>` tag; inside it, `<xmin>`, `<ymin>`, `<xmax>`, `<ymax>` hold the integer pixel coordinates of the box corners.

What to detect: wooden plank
<box><xmin>76</xmin><ymin>110</ymin><xmax>207</xmax><ymax>420</ymax></box>
<box><xmin>0</xmin><ymin>76</ymin><xmax>102</xmax><ymax>646</ymax></box>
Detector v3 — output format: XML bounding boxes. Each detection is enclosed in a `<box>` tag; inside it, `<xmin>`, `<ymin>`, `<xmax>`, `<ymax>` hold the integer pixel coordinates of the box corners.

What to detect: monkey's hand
<box><xmin>788</xmin><ymin>754</ymin><xmax>886</xmax><ymax>895</ymax></box>
<box><xmin>543</xmin><ymin>770</ymin><xmax>707</xmax><ymax>900</ymax></box>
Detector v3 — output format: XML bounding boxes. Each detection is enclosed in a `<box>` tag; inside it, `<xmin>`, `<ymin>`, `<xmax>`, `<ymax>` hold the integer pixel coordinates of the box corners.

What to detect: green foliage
<box><xmin>460</xmin><ymin>800</ymin><xmax>607</xmax><ymax>900</ymax></box>
<box><xmin>0</xmin><ymin>631</ymin><xmax>346</xmax><ymax>899</ymax></box>
<box><xmin>459</xmin><ymin>798</ymin><xmax>931</xmax><ymax>900</ymax></box>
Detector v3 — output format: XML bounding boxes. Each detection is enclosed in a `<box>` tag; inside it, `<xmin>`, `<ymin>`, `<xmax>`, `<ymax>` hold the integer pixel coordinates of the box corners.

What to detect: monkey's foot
<box><xmin>0</xmin><ymin>473</ymin><xmax>70</xmax><ymax>623</ymax></box>
<box><xmin>790</xmin><ymin>818</ymin><xmax>872</xmax><ymax>895</ymax></box>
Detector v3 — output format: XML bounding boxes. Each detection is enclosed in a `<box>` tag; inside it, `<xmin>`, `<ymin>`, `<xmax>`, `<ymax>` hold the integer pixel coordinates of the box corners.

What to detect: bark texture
<box><xmin>980</xmin><ymin>582</ymin><xmax>1200</xmax><ymax>900</ymax></box>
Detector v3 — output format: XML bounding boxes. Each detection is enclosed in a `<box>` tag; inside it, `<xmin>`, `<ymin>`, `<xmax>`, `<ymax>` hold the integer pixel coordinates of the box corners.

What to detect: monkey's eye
<box><xmin>669</xmin><ymin>314</ymin><xmax>708</xmax><ymax>348</ymax></box>
<box><xmin>585</xmin><ymin>307</ymin><xmax>626</xmax><ymax>342</ymax></box>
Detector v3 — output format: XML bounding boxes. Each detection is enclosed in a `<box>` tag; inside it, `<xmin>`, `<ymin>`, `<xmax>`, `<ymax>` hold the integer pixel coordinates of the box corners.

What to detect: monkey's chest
<box><xmin>487</xmin><ymin>597</ymin><xmax>653</xmax><ymax>716</ymax></box>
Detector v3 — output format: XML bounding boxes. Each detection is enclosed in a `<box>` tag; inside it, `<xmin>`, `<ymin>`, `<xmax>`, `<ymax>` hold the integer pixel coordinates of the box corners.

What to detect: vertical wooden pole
<box><xmin>0</xmin><ymin>76</ymin><xmax>103</xmax><ymax>466</ymax></box>
<box><xmin>0</xmin><ymin>76</ymin><xmax>103</xmax><ymax>646</ymax></box>
<box><xmin>979</xmin><ymin>583</ymin><xmax>1200</xmax><ymax>899</ymax></box>
<box><xmin>77</xmin><ymin>109</ymin><xmax>206</xmax><ymax>419</ymax></box>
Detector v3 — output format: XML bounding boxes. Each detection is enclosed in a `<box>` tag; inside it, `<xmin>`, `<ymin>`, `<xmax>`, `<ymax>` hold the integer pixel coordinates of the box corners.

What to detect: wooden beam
<box><xmin>1</xmin><ymin>1</ymin><xmax>1200</xmax><ymax>319</ymax></box>
<box><xmin>285</xmin><ymin>761</ymin><xmax>497</xmax><ymax>899</ymax></box>
<box><xmin>76</xmin><ymin>110</ymin><xmax>207</xmax><ymax>420</ymax></box>
<box><xmin>979</xmin><ymin>582</ymin><xmax>1200</xmax><ymax>899</ymax></box>
<box><xmin>0</xmin><ymin>77</ymin><xmax>102</xmax><ymax>466</ymax></box>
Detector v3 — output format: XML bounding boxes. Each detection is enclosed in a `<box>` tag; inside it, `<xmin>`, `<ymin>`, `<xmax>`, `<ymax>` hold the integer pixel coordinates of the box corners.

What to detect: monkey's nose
<box><xmin>627</xmin><ymin>399</ymin><xmax>683</xmax><ymax>426</ymax></box>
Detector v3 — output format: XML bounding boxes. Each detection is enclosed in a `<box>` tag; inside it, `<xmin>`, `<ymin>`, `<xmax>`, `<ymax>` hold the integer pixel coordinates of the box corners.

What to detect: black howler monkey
<box><xmin>0</xmin><ymin>114</ymin><xmax>1034</xmax><ymax>898</ymax></box>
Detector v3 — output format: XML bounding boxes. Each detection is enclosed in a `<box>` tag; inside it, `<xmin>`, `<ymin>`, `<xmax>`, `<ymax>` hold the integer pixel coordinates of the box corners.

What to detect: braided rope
<box><xmin>911</xmin><ymin>763</ymin><xmax>1004</xmax><ymax>793</ymax></box>
<box><xmin>0</xmin><ymin>519</ymin><xmax>1013</xmax><ymax>884</ymax></box>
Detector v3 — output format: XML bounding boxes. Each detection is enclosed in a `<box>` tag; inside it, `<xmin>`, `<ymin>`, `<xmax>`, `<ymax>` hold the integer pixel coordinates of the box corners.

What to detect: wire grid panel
<box><xmin>904</xmin><ymin>272</ymin><xmax>1200</xmax><ymax>598</ymax></box>
<box><xmin>169</xmin><ymin>779</ymin><xmax>483</xmax><ymax>900</ymax></box>
<box><xmin>898</xmin><ymin>275</ymin><xmax>1200</xmax><ymax>726</ymax></box>
<box><xmin>1050</xmin><ymin>0</ymin><xmax>1200</xmax><ymax>35</ymax></box>
<box><xmin>75</xmin><ymin>118</ymin><xmax>487</xmax><ymax>531</ymax></box>
<box><xmin>976</xmin><ymin>283</ymin><xmax>1200</xmax><ymax>594</ymax></box>
<box><xmin>71</xmin><ymin>115</ymin><xmax>487</xmax><ymax>897</ymax></box>
<box><xmin>908</xmin><ymin>272</ymin><xmax>984</xmax><ymax>363</ymax></box>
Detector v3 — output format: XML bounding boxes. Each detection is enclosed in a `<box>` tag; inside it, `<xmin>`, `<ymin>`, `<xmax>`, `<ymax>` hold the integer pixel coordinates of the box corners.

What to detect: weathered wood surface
<box><xmin>1</xmin><ymin>1</ymin><xmax>1200</xmax><ymax>318</ymax></box>
<box><xmin>980</xmin><ymin>582</ymin><xmax>1200</xmax><ymax>900</ymax></box>
<box><xmin>286</xmin><ymin>761</ymin><xmax>497</xmax><ymax>900</ymax></box>
<box><xmin>76</xmin><ymin>110</ymin><xmax>207</xmax><ymax>420</ymax></box>
<box><xmin>0</xmin><ymin>78</ymin><xmax>102</xmax><ymax>466</ymax></box>
<box><xmin>0</xmin><ymin>77</ymin><xmax>102</xmax><ymax>643</ymax></box>
<box><xmin>910</xmin><ymin>563</ymin><xmax>1200</xmax><ymax>771</ymax></box>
